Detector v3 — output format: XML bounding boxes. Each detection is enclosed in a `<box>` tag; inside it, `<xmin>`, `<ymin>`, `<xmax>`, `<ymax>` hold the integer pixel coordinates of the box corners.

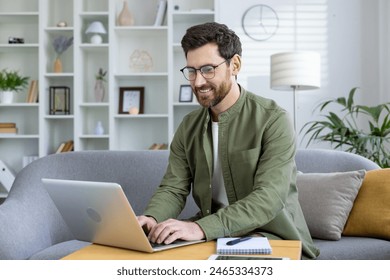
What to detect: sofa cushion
<box><xmin>297</xmin><ymin>170</ymin><xmax>365</xmax><ymax>240</ymax></box>
<box><xmin>28</xmin><ymin>240</ymin><xmax>90</xmax><ymax>260</ymax></box>
<box><xmin>343</xmin><ymin>168</ymin><xmax>390</xmax><ymax>240</ymax></box>
<box><xmin>314</xmin><ymin>237</ymin><xmax>390</xmax><ymax>260</ymax></box>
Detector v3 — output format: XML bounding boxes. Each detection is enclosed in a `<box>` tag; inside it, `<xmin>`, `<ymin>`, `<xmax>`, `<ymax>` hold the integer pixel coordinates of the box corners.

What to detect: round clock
<box><xmin>242</xmin><ymin>4</ymin><xmax>279</xmax><ymax>41</ymax></box>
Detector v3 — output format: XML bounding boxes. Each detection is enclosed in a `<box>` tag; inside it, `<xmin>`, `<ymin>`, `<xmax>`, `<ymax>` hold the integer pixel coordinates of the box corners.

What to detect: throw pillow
<box><xmin>343</xmin><ymin>168</ymin><xmax>390</xmax><ymax>240</ymax></box>
<box><xmin>297</xmin><ymin>170</ymin><xmax>366</xmax><ymax>240</ymax></box>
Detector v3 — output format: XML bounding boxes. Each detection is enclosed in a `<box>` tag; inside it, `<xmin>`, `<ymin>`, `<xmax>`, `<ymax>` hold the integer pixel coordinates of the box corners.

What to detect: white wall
<box><xmin>217</xmin><ymin>0</ymin><xmax>382</xmax><ymax>148</ymax></box>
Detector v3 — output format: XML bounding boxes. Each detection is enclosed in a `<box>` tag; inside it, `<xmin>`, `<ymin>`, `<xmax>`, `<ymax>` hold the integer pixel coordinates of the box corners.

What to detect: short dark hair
<box><xmin>181</xmin><ymin>22</ymin><xmax>242</xmax><ymax>60</ymax></box>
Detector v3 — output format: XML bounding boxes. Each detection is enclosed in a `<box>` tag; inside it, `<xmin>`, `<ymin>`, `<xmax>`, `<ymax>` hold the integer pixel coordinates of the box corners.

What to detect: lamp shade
<box><xmin>270</xmin><ymin>52</ymin><xmax>321</xmax><ymax>90</ymax></box>
<box><xmin>85</xmin><ymin>21</ymin><xmax>107</xmax><ymax>34</ymax></box>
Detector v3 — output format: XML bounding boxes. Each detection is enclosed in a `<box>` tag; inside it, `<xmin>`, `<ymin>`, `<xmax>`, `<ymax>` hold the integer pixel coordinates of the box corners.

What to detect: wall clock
<box><xmin>242</xmin><ymin>4</ymin><xmax>279</xmax><ymax>41</ymax></box>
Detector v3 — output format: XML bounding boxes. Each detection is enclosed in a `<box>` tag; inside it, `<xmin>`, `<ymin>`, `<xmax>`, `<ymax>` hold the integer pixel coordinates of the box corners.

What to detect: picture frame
<box><xmin>119</xmin><ymin>87</ymin><xmax>144</xmax><ymax>114</ymax></box>
<box><xmin>49</xmin><ymin>86</ymin><xmax>70</xmax><ymax>115</ymax></box>
<box><xmin>179</xmin><ymin>85</ymin><xmax>193</xmax><ymax>102</ymax></box>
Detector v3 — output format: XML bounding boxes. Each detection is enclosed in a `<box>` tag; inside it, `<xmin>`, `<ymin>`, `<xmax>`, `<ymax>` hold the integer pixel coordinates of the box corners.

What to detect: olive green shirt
<box><xmin>144</xmin><ymin>86</ymin><xmax>320</xmax><ymax>259</ymax></box>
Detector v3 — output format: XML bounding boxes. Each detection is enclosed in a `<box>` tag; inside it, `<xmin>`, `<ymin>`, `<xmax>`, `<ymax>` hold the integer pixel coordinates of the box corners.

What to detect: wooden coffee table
<box><xmin>62</xmin><ymin>240</ymin><xmax>301</xmax><ymax>260</ymax></box>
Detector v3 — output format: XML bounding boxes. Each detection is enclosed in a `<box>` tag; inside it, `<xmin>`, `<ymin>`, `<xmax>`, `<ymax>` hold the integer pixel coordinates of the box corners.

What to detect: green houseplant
<box><xmin>301</xmin><ymin>87</ymin><xmax>390</xmax><ymax>168</ymax></box>
<box><xmin>0</xmin><ymin>69</ymin><xmax>29</xmax><ymax>103</ymax></box>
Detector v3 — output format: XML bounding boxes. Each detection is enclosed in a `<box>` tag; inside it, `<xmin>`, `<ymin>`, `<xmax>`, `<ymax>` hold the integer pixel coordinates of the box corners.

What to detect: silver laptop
<box><xmin>41</xmin><ymin>178</ymin><xmax>204</xmax><ymax>253</ymax></box>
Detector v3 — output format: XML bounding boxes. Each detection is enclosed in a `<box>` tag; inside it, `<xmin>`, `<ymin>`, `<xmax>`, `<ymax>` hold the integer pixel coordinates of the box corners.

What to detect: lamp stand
<box><xmin>292</xmin><ymin>85</ymin><xmax>297</xmax><ymax>131</ymax></box>
<box><xmin>90</xmin><ymin>34</ymin><xmax>103</xmax><ymax>44</ymax></box>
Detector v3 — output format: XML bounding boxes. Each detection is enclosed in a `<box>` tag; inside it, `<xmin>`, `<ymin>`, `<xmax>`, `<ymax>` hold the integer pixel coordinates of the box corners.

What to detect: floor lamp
<box><xmin>270</xmin><ymin>52</ymin><xmax>321</xmax><ymax>131</ymax></box>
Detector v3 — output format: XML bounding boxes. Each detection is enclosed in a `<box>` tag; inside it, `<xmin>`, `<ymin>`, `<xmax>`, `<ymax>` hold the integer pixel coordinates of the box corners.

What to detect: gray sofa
<box><xmin>0</xmin><ymin>149</ymin><xmax>389</xmax><ymax>260</ymax></box>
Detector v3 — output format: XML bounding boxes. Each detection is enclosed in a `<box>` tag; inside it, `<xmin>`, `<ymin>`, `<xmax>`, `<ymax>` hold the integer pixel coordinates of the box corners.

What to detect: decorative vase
<box><xmin>0</xmin><ymin>90</ymin><xmax>14</xmax><ymax>104</ymax></box>
<box><xmin>94</xmin><ymin>80</ymin><xmax>105</xmax><ymax>102</ymax></box>
<box><xmin>94</xmin><ymin>121</ymin><xmax>104</xmax><ymax>135</ymax></box>
<box><xmin>118</xmin><ymin>1</ymin><xmax>134</xmax><ymax>26</ymax></box>
<box><xmin>54</xmin><ymin>57</ymin><xmax>63</xmax><ymax>73</ymax></box>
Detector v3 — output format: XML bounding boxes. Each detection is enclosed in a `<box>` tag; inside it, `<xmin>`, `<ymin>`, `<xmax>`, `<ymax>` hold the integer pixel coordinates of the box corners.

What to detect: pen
<box><xmin>226</xmin><ymin>236</ymin><xmax>252</xmax><ymax>246</ymax></box>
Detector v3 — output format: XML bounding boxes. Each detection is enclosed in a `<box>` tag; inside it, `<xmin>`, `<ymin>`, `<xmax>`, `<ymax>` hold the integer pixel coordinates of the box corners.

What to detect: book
<box><xmin>26</xmin><ymin>80</ymin><xmax>38</xmax><ymax>103</ymax></box>
<box><xmin>154</xmin><ymin>0</ymin><xmax>167</xmax><ymax>26</ymax></box>
<box><xmin>0</xmin><ymin>127</ymin><xmax>17</xmax><ymax>134</ymax></box>
<box><xmin>62</xmin><ymin>140</ymin><xmax>74</xmax><ymax>152</ymax></box>
<box><xmin>55</xmin><ymin>142</ymin><xmax>66</xmax><ymax>153</ymax></box>
<box><xmin>216</xmin><ymin>237</ymin><xmax>272</xmax><ymax>255</ymax></box>
<box><xmin>55</xmin><ymin>140</ymin><xmax>74</xmax><ymax>153</ymax></box>
<box><xmin>0</xmin><ymin>123</ymin><xmax>16</xmax><ymax>128</ymax></box>
<box><xmin>148</xmin><ymin>143</ymin><xmax>168</xmax><ymax>150</ymax></box>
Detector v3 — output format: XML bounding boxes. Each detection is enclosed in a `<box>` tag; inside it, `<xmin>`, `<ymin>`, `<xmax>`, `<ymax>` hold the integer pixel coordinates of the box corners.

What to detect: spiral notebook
<box><xmin>216</xmin><ymin>237</ymin><xmax>272</xmax><ymax>255</ymax></box>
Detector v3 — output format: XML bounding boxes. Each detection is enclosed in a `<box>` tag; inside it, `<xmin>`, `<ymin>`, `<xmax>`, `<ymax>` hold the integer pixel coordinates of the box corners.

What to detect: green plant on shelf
<box><xmin>95</xmin><ymin>68</ymin><xmax>107</xmax><ymax>83</ymax></box>
<box><xmin>0</xmin><ymin>69</ymin><xmax>29</xmax><ymax>92</ymax></box>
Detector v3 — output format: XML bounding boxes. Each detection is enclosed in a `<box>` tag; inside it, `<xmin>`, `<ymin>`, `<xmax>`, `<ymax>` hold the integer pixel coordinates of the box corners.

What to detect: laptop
<box><xmin>41</xmin><ymin>178</ymin><xmax>204</xmax><ymax>253</ymax></box>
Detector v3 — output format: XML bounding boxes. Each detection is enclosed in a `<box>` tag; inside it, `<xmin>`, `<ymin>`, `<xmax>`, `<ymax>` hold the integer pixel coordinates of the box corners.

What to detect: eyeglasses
<box><xmin>180</xmin><ymin>60</ymin><xmax>230</xmax><ymax>81</ymax></box>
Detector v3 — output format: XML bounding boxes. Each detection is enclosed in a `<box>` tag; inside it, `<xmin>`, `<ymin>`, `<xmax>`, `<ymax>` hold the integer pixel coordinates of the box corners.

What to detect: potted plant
<box><xmin>0</xmin><ymin>69</ymin><xmax>29</xmax><ymax>104</ymax></box>
<box><xmin>94</xmin><ymin>68</ymin><xmax>107</xmax><ymax>102</ymax></box>
<box><xmin>52</xmin><ymin>35</ymin><xmax>73</xmax><ymax>73</ymax></box>
<box><xmin>301</xmin><ymin>87</ymin><xmax>390</xmax><ymax>168</ymax></box>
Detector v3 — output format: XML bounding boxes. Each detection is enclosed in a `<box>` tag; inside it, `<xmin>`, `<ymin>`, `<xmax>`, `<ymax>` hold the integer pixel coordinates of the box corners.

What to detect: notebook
<box><xmin>41</xmin><ymin>178</ymin><xmax>204</xmax><ymax>253</ymax></box>
<box><xmin>216</xmin><ymin>237</ymin><xmax>272</xmax><ymax>255</ymax></box>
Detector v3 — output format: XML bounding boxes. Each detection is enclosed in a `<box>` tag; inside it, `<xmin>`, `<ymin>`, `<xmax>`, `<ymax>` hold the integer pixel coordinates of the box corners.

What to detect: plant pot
<box><xmin>54</xmin><ymin>57</ymin><xmax>63</xmax><ymax>73</ymax></box>
<box><xmin>0</xmin><ymin>90</ymin><xmax>15</xmax><ymax>104</ymax></box>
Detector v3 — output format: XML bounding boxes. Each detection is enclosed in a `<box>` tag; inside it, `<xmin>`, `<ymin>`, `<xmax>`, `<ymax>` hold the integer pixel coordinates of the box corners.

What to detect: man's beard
<box><xmin>194</xmin><ymin>80</ymin><xmax>232</xmax><ymax>108</ymax></box>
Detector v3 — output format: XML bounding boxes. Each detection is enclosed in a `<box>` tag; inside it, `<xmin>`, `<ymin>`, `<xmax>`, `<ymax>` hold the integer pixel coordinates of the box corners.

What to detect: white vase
<box><xmin>95</xmin><ymin>121</ymin><xmax>104</xmax><ymax>135</ymax></box>
<box><xmin>0</xmin><ymin>91</ymin><xmax>14</xmax><ymax>104</ymax></box>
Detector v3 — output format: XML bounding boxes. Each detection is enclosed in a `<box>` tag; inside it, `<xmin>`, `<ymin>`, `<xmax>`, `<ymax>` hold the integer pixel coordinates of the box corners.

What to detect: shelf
<box><xmin>44</xmin><ymin>115</ymin><xmax>74</xmax><ymax>120</ymax></box>
<box><xmin>173</xmin><ymin>101</ymin><xmax>200</xmax><ymax>107</ymax></box>
<box><xmin>79</xmin><ymin>11</ymin><xmax>109</xmax><ymax>18</ymax></box>
<box><xmin>79</xmin><ymin>134</ymin><xmax>109</xmax><ymax>139</ymax></box>
<box><xmin>114</xmin><ymin>26</ymin><xmax>168</xmax><ymax>32</ymax></box>
<box><xmin>0</xmin><ymin>12</ymin><xmax>39</xmax><ymax>20</ymax></box>
<box><xmin>79</xmin><ymin>44</ymin><xmax>109</xmax><ymax>50</ymax></box>
<box><xmin>0</xmin><ymin>134</ymin><xmax>39</xmax><ymax>139</ymax></box>
<box><xmin>114</xmin><ymin>114</ymin><xmax>169</xmax><ymax>119</ymax></box>
<box><xmin>0</xmin><ymin>103</ymin><xmax>39</xmax><ymax>107</ymax></box>
<box><xmin>172</xmin><ymin>10</ymin><xmax>214</xmax><ymax>15</ymax></box>
<box><xmin>0</xmin><ymin>44</ymin><xmax>39</xmax><ymax>49</ymax></box>
<box><xmin>44</xmin><ymin>27</ymin><xmax>74</xmax><ymax>33</ymax></box>
<box><xmin>44</xmin><ymin>73</ymin><xmax>74</xmax><ymax>78</ymax></box>
<box><xmin>115</xmin><ymin>72</ymin><xmax>168</xmax><ymax>78</ymax></box>
<box><xmin>79</xmin><ymin>102</ymin><xmax>109</xmax><ymax>107</ymax></box>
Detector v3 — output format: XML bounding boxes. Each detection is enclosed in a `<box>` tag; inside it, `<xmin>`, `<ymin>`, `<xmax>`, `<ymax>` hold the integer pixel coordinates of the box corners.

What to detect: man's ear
<box><xmin>231</xmin><ymin>54</ymin><xmax>241</xmax><ymax>75</ymax></box>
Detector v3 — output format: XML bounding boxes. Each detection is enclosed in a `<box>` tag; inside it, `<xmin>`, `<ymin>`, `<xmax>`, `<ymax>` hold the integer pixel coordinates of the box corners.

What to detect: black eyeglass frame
<box><xmin>180</xmin><ymin>59</ymin><xmax>230</xmax><ymax>81</ymax></box>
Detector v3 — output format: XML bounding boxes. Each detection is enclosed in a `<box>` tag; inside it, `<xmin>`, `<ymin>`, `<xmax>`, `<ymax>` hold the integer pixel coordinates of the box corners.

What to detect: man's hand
<box><xmin>148</xmin><ymin>219</ymin><xmax>205</xmax><ymax>244</ymax></box>
<box><xmin>137</xmin><ymin>215</ymin><xmax>157</xmax><ymax>234</ymax></box>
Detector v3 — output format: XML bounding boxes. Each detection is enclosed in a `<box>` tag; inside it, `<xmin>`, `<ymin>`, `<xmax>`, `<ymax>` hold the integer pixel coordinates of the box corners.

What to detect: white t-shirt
<box><xmin>211</xmin><ymin>121</ymin><xmax>229</xmax><ymax>208</ymax></box>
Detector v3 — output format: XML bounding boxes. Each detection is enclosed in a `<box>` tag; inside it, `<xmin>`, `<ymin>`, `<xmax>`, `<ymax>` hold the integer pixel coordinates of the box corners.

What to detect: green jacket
<box><xmin>144</xmin><ymin>86</ymin><xmax>320</xmax><ymax>259</ymax></box>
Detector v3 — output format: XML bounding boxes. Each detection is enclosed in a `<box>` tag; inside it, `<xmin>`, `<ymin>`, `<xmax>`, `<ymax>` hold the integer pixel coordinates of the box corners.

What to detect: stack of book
<box><xmin>0</xmin><ymin>123</ymin><xmax>17</xmax><ymax>134</ymax></box>
<box><xmin>55</xmin><ymin>140</ymin><xmax>74</xmax><ymax>153</ymax></box>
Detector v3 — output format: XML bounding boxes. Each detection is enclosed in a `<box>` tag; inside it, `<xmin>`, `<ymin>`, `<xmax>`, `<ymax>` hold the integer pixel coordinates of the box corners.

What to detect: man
<box><xmin>138</xmin><ymin>22</ymin><xmax>319</xmax><ymax>259</ymax></box>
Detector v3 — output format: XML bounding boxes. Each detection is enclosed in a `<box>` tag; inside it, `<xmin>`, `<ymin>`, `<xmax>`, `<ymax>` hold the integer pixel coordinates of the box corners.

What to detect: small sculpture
<box><xmin>129</xmin><ymin>50</ymin><xmax>153</xmax><ymax>72</ymax></box>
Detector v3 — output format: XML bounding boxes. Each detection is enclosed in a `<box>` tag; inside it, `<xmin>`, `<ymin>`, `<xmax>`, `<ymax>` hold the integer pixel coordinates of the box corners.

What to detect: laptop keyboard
<box><xmin>150</xmin><ymin>240</ymin><xmax>189</xmax><ymax>248</ymax></box>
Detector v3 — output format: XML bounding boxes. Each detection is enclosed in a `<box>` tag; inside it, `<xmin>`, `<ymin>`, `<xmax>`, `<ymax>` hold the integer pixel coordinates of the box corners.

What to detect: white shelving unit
<box><xmin>0</xmin><ymin>0</ymin><xmax>40</xmax><ymax>192</ymax></box>
<box><xmin>0</xmin><ymin>0</ymin><xmax>217</xmax><ymax>189</ymax></box>
<box><xmin>168</xmin><ymin>0</ymin><xmax>216</xmax><ymax>136</ymax></box>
